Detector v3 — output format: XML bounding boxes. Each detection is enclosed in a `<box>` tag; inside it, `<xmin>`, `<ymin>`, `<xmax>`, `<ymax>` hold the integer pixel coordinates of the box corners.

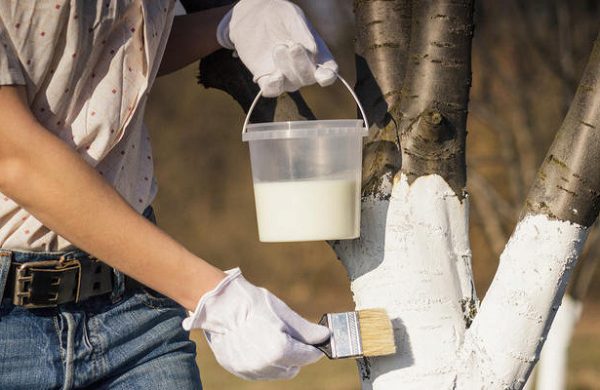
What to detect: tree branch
<box><xmin>355</xmin><ymin>0</ymin><xmax>411</xmax><ymax>125</ymax></box>
<box><xmin>354</xmin><ymin>0</ymin><xmax>411</xmax><ymax>198</ymax></box>
<box><xmin>525</xmin><ymin>32</ymin><xmax>600</xmax><ymax>227</ymax></box>
<box><xmin>398</xmin><ymin>0</ymin><xmax>474</xmax><ymax>197</ymax></box>
<box><xmin>470</xmin><ymin>104</ymin><xmax>527</xmax><ymax>205</ymax></box>
<box><xmin>199</xmin><ymin>50</ymin><xmax>315</xmax><ymax>123</ymax></box>
<box><xmin>469</xmin><ymin>170</ymin><xmax>510</xmax><ymax>257</ymax></box>
<box><xmin>511</xmin><ymin>0</ymin><xmax>578</xmax><ymax>88</ymax></box>
<box><xmin>459</xmin><ymin>27</ymin><xmax>600</xmax><ymax>390</ymax></box>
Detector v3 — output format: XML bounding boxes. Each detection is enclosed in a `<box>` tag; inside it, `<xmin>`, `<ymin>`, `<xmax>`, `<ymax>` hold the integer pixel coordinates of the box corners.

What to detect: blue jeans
<box><xmin>0</xmin><ymin>210</ymin><xmax>202</xmax><ymax>389</ymax></box>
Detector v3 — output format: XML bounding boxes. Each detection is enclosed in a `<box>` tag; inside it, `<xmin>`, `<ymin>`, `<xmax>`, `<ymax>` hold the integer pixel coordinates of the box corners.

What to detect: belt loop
<box><xmin>0</xmin><ymin>250</ymin><xmax>12</xmax><ymax>303</ymax></box>
<box><xmin>111</xmin><ymin>269</ymin><xmax>125</xmax><ymax>303</ymax></box>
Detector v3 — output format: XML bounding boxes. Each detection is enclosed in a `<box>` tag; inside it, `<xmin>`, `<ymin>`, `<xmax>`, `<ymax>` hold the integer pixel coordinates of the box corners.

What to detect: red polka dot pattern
<box><xmin>0</xmin><ymin>0</ymin><xmax>175</xmax><ymax>250</ymax></box>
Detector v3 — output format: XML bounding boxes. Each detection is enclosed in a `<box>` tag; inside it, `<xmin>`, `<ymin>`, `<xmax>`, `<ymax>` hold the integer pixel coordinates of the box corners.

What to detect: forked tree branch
<box><xmin>525</xmin><ymin>32</ymin><xmax>600</xmax><ymax>227</ymax></box>
<box><xmin>459</xmin><ymin>29</ymin><xmax>600</xmax><ymax>390</ymax></box>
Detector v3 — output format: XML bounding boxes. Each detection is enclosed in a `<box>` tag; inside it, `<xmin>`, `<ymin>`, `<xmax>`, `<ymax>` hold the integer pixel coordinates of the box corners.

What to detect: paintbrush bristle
<box><xmin>358</xmin><ymin>308</ymin><xmax>396</xmax><ymax>357</ymax></box>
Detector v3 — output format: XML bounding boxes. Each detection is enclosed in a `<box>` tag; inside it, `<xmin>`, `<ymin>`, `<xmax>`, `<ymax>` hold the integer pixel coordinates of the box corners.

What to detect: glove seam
<box><xmin>181</xmin><ymin>267</ymin><xmax>242</xmax><ymax>330</ymax></box>
<box><xmin>196</xmin><ymin>267</ymin><xmax>242</xmax><ymax>313</ymax></box>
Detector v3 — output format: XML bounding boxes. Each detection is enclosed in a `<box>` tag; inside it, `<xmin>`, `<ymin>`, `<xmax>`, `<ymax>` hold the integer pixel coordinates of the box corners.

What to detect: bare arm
<box><xmin>158</xmin><ymin>5</ymin><xmax>232</xmax><ymax>76</ymax></box>
<box><xmin>0</xmin><ymin>85</ymin><xmax>226</xmax><ymax>310</ymax></box>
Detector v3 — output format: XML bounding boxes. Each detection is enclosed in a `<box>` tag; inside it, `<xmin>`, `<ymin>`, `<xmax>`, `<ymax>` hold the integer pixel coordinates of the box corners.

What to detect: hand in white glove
<box><xmin>182</xmin><ymin>268</ymin><xmax>330</xmax><ymax>381</ymax></box>
<box><xmin>216</xmin><ymin>0</ymin><xmax>338</xmax><ymax>97</ymax></box>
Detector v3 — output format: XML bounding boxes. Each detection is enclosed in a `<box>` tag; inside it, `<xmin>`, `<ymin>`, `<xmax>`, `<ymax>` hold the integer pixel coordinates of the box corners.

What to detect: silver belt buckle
<box><xmin>13</xmin><ymin>259</ymin><xmax>81</xmax><ymax>308</ymax></box>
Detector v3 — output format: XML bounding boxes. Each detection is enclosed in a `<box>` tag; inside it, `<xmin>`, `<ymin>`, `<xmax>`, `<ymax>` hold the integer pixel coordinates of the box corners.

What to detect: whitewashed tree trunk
<box><xmin>335</xmin><ymin>180</ymin><xmax>587</xmax><ymax>389</ymax></box>
<box><xmin>190</xmin><ymin>0</ymin><xmax>600</xmax><ymax>388</ymax></box>
<box><xmin>334</xmin><ymin>173</ymin><xmax>476</xmax><ymax>389</ymax></box>
<box><xmin>525</xmin><ymin>295</ymin><xmax>583</xmax><ymax>390</ymax></box>
<box><xmin>334</xmin><ymin>1</ymin><xmax>600</xmax><ymax>388</ymax></box>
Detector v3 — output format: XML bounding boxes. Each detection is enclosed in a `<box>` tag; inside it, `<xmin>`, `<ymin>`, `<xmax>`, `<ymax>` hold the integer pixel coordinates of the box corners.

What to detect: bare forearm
<box><xmin>158</xmin><ymin>5</ymin><xmax>232</xmax><ymax>76</ymax></box>
<box><xmin>0</xmin><ymin>86</ymin><xmax>225</xmax><ymax>310</ymax></box>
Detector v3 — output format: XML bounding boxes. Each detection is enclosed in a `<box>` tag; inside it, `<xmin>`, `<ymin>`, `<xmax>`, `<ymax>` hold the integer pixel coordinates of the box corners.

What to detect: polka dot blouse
<box><xmin>0</xmin><ymin>0</ymin><xmax>176</xmax><ymax>251</ymax></box>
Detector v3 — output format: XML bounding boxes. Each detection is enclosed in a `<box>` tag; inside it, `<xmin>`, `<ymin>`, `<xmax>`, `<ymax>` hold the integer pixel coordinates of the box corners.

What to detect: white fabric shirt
<box><xmin>0</xmin><ymin>0</ymin><xmax>176</xmax><ymax>251</ymax></box>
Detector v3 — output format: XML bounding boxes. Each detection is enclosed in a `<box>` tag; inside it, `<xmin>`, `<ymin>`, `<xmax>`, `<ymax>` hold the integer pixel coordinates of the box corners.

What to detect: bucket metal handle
<box><xmin>242</xmin><ymin>71</ymin><xmax>370</xmax><ymax>134</ymax></box>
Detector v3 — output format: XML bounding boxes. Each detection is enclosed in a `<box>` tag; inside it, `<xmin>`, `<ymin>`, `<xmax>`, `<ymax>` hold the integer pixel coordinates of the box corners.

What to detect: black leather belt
<box><xmin>4</xmin><ymin>257</ymin><xmax>117</xmax><ymax>309</ymax></box>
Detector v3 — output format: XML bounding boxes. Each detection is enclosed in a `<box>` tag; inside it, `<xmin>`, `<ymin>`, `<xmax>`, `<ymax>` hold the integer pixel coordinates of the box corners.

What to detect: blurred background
<box><xmin>145</xmin><ymin>1</ymin><xmax>600</xmax><ymax>388</ymax></box>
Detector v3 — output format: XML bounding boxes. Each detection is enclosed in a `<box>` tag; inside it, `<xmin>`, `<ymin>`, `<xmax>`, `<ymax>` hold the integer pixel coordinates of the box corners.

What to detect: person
<box><xmin>0</xmin><ymin>0</ymin><xmax>339</xmax><ymax>388</ymax></box>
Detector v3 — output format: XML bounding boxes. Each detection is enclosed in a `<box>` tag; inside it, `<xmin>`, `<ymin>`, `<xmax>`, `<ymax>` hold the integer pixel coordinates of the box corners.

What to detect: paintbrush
<box><xmin>315</xmin><ymin>308</ymin><xmax>396</xmax><ymax>359</ymax></box>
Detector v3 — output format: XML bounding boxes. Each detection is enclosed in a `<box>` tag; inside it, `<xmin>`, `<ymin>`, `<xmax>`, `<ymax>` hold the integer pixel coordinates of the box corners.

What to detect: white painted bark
<box><xmin>334</xmin><ymin>173</ymin><xmax>477</xmax><ymax>389</ymax></box>
<box><xmin>334</xmin><ymin>174</ymin><xmax>588</xmax><ymax>389</ymax></box>
<box><xmin>458</xmin><ymin>214</ymin><xmax>586</xmax><ymax>388</ymax></box>
<box><xmin>526</xmin><ymin>295</ymin><xmax>583</xmax><ymax>390</ymax></box>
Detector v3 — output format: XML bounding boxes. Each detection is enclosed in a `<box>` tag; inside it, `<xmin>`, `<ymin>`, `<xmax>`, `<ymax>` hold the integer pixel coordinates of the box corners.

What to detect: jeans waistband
<box><xmin>0</xmin><ymin>206</ymin><xmax>155</xmax><ymax>304</ymax></box>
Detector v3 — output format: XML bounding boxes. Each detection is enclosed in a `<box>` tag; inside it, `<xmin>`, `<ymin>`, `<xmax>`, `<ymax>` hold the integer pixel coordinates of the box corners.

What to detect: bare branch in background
<box><xmin>470</xmin><ymin>104</ymin><xmax>526</xmax><ymax>205</ymax></box>
<box><xmin>555</xmin><ymin>0</ymin><xmax>576</xmax><ymax>113</ymax></box>
<box><xmin>511</xmin><ymin>0</ymin><xmax>577</xmax><ymax>87</ymax></box>
<box><xmin>513</xmin><ymin>49</ymin><xmax>548</xmax><ymax>186</ymax></box>
<box><xmin>469</xmin><ymin>170</ymin><xmax>509</xmax><ymax>257</ymax></box>
<box><xmin>468</xmin><ymin>168</ymin><xmax>516</xmax><ymax>221</ymax></box>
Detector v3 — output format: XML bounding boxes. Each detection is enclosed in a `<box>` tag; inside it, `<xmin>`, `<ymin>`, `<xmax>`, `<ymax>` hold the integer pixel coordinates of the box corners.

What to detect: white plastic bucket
<box><xmin>242</xmin><ymin>74</ymin><xmax>369</xmax><ymax>242</ymax></box>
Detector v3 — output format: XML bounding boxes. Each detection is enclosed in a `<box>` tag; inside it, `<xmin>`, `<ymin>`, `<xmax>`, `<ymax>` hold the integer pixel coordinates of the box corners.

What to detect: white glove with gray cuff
<box><xmin>182</xmin><ymin>268</ymin><xmax>329</xmax><ymax>380</ymax></box>
<box><xmin>216</xmin><ymin>0</ymin><xmax>338</xmax><ymax>97</ymax></box>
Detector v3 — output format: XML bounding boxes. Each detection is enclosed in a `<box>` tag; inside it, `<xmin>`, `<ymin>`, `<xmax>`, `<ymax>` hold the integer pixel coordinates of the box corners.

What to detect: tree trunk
<box><xmin>526</xmin><ymin>294</ymin><xmax>582</xmax><ymax>390</ymax></box>
<box><xmin>342</xmin><ymin>6</ymin><xmax>600</xmax><ymax>388</ymax></box>
<box><xmin>334</xmin><ymin>1</ymin><xmax>476</xmax><ymax>388</ymax></box>
<box><xmin>354</xmin><ymin>0</ymin><xmax>408</xmax><ymax>199</ymax></box>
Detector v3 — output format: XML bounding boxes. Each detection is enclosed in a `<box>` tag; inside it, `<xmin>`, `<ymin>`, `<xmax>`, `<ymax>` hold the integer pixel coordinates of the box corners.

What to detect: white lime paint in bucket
<box><xmin>242</xmin><ymin>74</ymin><xmax>368</xmax><ymax>242</ymax></box>
<box><xmin>254</xmin><ymin>178</ymin><xmax>359</xmax><ymax>242</ymax></box>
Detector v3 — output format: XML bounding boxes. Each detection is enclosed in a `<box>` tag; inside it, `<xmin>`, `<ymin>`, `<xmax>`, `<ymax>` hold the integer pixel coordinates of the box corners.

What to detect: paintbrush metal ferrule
<box><xmin>317</xmin><ymin>312</ymin><xmax>363</xmax><ymax>359</ymax></box>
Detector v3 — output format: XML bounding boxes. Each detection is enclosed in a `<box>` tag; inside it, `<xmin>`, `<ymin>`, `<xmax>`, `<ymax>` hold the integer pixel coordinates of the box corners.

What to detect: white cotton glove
<box><xmin>182</xmin><ymin>268</ymin><xmax>330</xmax><ymax>381</ymax></box>
<box><xmin>216</xmin><ymin>0</ymin><xmax>338</xmax><ymax>97</ymax></box>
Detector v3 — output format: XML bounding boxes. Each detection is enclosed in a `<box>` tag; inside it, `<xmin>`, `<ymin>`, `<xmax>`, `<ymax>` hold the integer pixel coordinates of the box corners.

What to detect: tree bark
<box><xmin>524</xmin><ymin>33</ymin><xmax>600</xmax><ymax>227</ymax></box>
<box><xmin>457</xmin><ymin>32</ymin><xmax>600</xmax><ymax>389</ymax></box>
<box><xmin>354</xmin><ymin>0</ymin><xmax>410</xmax><ymax>199</ymax></box>
<box><xmin>334</xmin><ymin>1</ymin><xmax>476</xmax><ymax>388</ymax></box>
<box><xmin>397</xmin><ymin>0</ymin><xmax>473</xmax><ymax>197</ymax></box>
